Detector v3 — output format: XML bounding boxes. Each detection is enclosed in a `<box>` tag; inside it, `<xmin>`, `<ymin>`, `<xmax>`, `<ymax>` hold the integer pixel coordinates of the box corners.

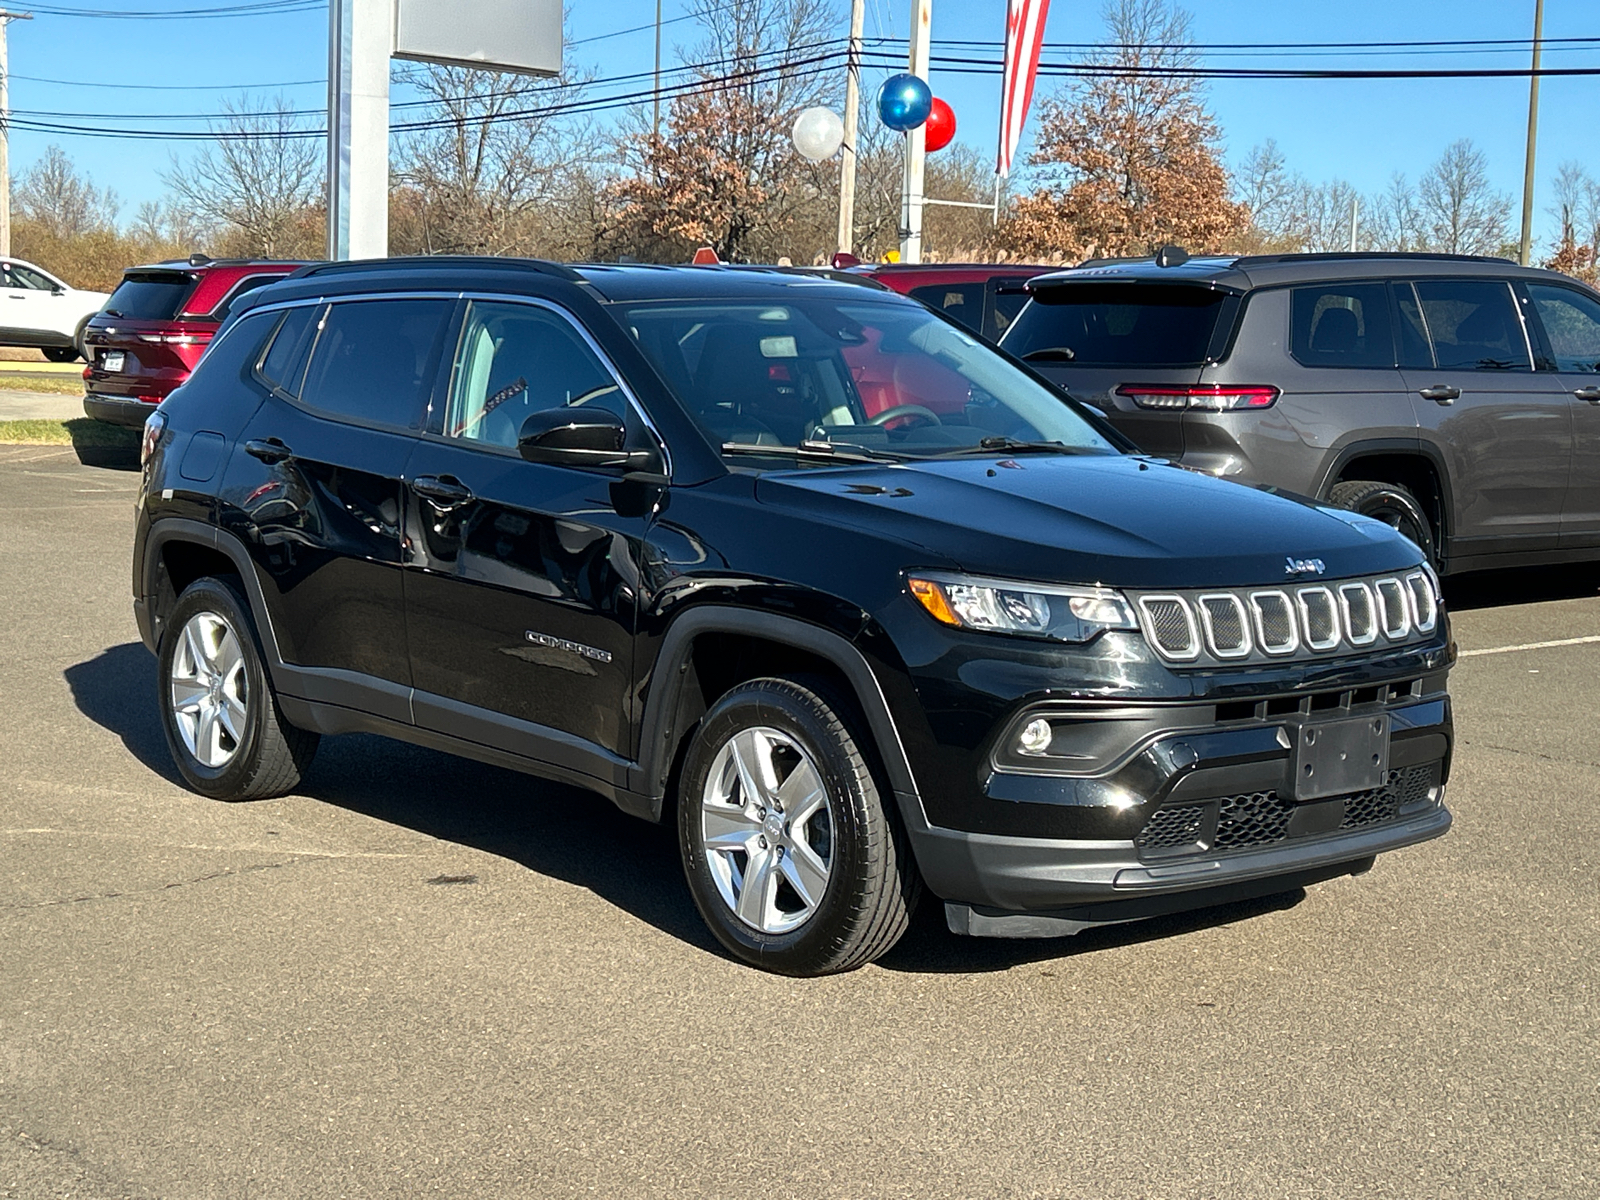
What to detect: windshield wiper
<box><xmin>918</xmin><ymin>436</ymin><xmax>1097</xmax><ymax>459</ymax></box>
<box><xmin>1021</xmin><ymin>347</ymin><xmax>1076</xmax><ymax>362</ymax></box>
<box><xmin>721</xmin><ymin>439</ymin><xmax>902</xmax><ymax>465</ymax></box>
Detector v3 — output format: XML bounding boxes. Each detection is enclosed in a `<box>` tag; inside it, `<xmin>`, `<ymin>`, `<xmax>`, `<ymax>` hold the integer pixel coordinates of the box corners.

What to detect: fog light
<box><xmin>1017</xmin><ymin>718</ymin><xmax>1053</xmax><ymax>756</ymax></box>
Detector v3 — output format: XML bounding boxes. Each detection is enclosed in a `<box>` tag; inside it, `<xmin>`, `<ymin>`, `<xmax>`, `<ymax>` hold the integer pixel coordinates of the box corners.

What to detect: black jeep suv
<box><xmin>132</xmin><ymin>257</ymin><xmax>1453</xmax><ymax>975</ymax></box>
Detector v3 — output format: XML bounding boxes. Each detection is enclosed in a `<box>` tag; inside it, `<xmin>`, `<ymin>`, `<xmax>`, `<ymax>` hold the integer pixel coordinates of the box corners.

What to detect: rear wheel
<box><xmin>677</xmin><ymin>677</ymin><xmax>919</xmax><ymax>976</ymax></box>
<box><xmin>1330</xmin><ymin>479</ymin><xmax>1436</xmax><ymax>566</ymax></box>
<box><xmin>158</xmin><ymin>577</ymin><xmax>318</xmax><ymax>800</ymax></box>
<box><xmin>42</xmin><ymin>346</ymin><xmax>79</xmax><ymax>363</ymax></box>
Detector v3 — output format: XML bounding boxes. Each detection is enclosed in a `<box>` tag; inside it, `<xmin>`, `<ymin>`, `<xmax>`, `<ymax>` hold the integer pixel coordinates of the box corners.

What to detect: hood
<box><xmin>753</xmin><ymin>453</ymin><xmax>1421</xmax><ymax>590</ymax></box>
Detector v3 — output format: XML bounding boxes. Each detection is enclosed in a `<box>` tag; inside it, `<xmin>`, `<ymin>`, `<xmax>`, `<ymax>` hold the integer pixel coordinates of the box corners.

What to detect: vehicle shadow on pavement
<box><xmin>1444</xmin><ymin>563</ymin><xmax>1600</xmax><ymax>611</ymax></box>
<box><xmin>64</xmin><ymin>641</ymin><xmax>186</xmax><ymax>786</ymax></box>
<box><xmin>878</xmin><ymin>888</ymin><xmax>1307</xmax><ymax>974</ymax></box>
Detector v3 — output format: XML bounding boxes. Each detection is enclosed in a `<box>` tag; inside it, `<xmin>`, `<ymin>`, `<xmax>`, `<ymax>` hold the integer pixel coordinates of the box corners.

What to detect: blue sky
<box><xmin>9</xmin><ymin>1</ymin><xmax>1594</xmax><ymax>251</ymax></box>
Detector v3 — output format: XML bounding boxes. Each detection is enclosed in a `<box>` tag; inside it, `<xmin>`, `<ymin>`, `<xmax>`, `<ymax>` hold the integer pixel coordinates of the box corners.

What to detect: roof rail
<box><xmin>1233</xmin><ymin>251</ymin><xmax>1514</xmax><ymax>267</ymax></box>
<box><xmin>289</xmin><ymin>255</ymin><xmax>585</xmax><ymax>282</ymax></box>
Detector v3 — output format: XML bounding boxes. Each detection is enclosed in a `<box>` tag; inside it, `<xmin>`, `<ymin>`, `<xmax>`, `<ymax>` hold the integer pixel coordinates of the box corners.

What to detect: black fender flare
<box><xmin>632</xmin><ymin>606</ymin><xmax>926</xmax><ymax>827</ymax></box>
<box><xmin>1314</xmin><ymin>438</ymin><xmax>1453</xmax><ymax>544</ymax></box>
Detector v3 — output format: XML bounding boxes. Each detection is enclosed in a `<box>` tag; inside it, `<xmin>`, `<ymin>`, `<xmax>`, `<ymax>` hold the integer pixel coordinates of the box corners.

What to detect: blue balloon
<box><xmin>877</xmin><ymin>73</ymin><xmax>933</xmax><ymax>132</ymax></box>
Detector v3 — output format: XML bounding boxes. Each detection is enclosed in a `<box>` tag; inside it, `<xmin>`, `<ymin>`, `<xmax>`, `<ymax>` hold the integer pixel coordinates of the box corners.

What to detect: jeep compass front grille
<box><xmin>1130</xmin><ymin>571</ymin><xmax>1438</xmax><ymax>666</ymax></box>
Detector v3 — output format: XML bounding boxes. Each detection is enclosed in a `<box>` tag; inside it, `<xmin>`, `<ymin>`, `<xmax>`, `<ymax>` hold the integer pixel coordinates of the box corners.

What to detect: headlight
<box><xmin>906</xmin><ymin>572</ymin><xmax>1137</xmax><ymax>643</ymax></box>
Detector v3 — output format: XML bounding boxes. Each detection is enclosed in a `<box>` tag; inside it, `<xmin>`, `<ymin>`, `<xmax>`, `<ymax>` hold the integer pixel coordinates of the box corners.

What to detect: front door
<box><xmin>1396</xmin><ymin>278</ymin><xmax>1572</xmax><ymax>553</ymax></box>
<box><xmin>1523</xmin><ymin>280</ymin><xmax>1600</xmax><ymax>548</ymax></box>
<box><xmin>402</xmin><ymin>297</ymin><xmax>661</xmax><ymax>767</ymax></box>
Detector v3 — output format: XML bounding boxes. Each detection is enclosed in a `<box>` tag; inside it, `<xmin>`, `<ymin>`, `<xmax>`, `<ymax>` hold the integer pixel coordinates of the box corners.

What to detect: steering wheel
<box><xmin>869</xmin><ymin>403</ymin><xmax>942</xmax><ymax>429</ymax></box>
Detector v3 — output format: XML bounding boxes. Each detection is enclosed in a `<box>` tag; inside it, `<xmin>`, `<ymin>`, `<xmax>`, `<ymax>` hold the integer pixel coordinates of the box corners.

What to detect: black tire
<box><xmin>1330</xmin><ymin>479</ymin><xmax>1437</xmax><ymax>565</ymax></box>
<box><xmin>42</xmin><ymin>346</ymin><xmax>79</xmax><ymax>363</ymax></box>
<box><xmin>677</xmin><ymin>677</ymin><xmax>920</xmax><ymax>976</ymax></box>
<box><xmin>157</xmin><ymin>576</ymin><xmax>318</xmax><ymax>800</ymax></box>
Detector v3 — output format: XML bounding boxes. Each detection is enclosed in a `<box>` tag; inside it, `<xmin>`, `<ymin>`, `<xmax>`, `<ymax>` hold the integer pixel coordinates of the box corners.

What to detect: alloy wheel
<box><xmin>168</xmin><ymin>611</ymin><xmax>249</xmax><ymax>769</ymax></box>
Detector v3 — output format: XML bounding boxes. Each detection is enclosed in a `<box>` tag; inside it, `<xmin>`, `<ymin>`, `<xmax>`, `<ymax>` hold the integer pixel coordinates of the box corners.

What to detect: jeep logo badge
<box><xmin>1285</xmin><ymin>556</ymin><xmax>1327</xmax><ymax>576</ymax></box>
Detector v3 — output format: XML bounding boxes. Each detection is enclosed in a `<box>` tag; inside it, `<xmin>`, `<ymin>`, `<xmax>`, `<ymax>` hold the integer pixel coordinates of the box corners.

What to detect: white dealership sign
<box><xmin>328</xmin><ymin>0</ymin><xmax>562</xmax><ymax>261</ymax></box>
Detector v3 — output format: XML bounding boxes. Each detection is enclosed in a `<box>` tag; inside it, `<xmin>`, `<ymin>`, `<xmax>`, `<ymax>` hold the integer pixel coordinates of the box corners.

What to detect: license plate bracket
<box><xmin>101</xmin><ymin>350</ymin><xmax>125</xmax><ymax>372</ymax></box>
<box><xmin>1289</xmin><ymin>713</ymin><xmax>1389</xmax><ymax>801</ymax></box>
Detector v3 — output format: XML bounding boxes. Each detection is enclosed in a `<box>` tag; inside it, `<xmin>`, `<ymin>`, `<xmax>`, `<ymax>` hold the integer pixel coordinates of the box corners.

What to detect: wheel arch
<box><xmin>635</xmin><ymin>607</ymin><xmax>924</xmax><ymax>830</ymax></box>
<box><xmin>141</xmin><ymin>518</ymin><xmax>288</xmax><ymax>675</ymax></box>
<box><xmin>1317</xmin><ymin>440</ymin><xmax>1452</xmax><ymax>551</ymax></box>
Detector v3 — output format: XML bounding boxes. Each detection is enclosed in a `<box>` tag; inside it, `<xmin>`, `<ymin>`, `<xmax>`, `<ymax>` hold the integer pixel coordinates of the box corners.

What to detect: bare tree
<box><xmin>15</xmin><ymin>145</ymin><xmax>120</xmax><ymax>239</ymax></box>
<box><xmin>163</xmin><ymin>97</ymin><xmax>324</xmax><ymax>259</ymax></box>
<box><xmin>1363</xmin><ymin>173</ymin><xmax>1425</xmax><ymax>252</ymax></box>
<box><xmin>1417</xmin><ymin>139</ymin><xmax>1510</xmax><ymax>256</ymax></box>
<box><xmin>1238</xmin><ymin>140</ymin><xmax>1296</xmax><ymax>242</ymax></box>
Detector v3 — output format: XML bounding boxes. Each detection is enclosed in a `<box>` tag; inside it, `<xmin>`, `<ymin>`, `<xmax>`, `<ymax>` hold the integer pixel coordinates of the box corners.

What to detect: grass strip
<box><xmin>0</xmin><ymin>418</ymin><xmax>140</xmax><ymax>448</ymax></box>
<box><xmin>0</xmin><ymin>376</ymin><xmax>92</xmax><ymax>395</ymax></box>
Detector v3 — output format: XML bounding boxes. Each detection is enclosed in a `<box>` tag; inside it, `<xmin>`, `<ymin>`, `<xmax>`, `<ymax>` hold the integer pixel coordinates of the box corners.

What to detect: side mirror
<box><xmin>517</xmin><ymin>407</ymin><xmax>656</xmax><ymax>473</ymax></box>
<box><xmin>51</xmin><ymin>285</ymin><xmax>65</xmax><ymax>296</ymax></box>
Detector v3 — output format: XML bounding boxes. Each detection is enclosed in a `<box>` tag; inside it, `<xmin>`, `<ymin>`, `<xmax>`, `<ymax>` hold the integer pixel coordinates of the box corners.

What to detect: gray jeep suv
<box><xmin>1002</xmin><ymin>252</ymin><xmax>1600</xmax><ymax>574</ymax></box>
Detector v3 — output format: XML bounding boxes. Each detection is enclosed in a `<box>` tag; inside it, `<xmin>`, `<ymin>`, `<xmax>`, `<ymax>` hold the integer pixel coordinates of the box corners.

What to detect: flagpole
<box><xmin>899</xmin><ymin>0</ymin><xmax>932</xmax><ymax>264</ymax></box>
<box><xmin>837</xmin><ymin>0</ymin><xmax>865</xmax><ymax>256</ymax></box>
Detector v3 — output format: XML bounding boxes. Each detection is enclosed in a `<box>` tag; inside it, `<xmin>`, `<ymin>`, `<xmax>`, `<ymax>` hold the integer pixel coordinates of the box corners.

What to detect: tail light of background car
<box><xmin>1116</xmin><ymin>384</ymin><xmax>1280</xmax><ymax>411</ymax></box>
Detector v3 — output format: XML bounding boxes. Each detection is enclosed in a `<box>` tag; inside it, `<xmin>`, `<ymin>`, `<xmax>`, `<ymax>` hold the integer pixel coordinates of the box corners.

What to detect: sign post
<box><xmin>327</xmin><ymin>0</ymin><xmax>563</xmax><ymax>261</ymax></box>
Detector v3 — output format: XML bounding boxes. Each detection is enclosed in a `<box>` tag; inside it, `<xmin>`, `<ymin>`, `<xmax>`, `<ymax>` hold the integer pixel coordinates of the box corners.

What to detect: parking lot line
<box><xmin>1458</xmin><ymin>634</ymin><xmax>1600</xmax><ymax>658</ymax></box>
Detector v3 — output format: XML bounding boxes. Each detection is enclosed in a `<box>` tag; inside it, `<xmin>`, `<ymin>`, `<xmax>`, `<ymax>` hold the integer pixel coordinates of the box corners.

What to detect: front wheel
<box><xmin>1330</xmin><ymin>479</ymin><xmax>1437</xmax><ymax>566</ymax></box>
<box><xmin>677</xmin><ymin>678</ymin><xmax>919</xmax><ymax>975</ymax></box>
<box><xmin>158</xmin><ymin>576</ymin><xmax>319</xmax><ymax>800</ymax></box>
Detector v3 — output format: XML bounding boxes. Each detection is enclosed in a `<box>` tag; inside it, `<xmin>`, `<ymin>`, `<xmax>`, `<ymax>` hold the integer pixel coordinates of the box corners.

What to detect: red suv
<box><xmin>832</xmin><ymin>257</ymin><xmax>1057</xmax><ymax>343</ymax></box>
<box><xmin>82</xmin><ymin>256</ymin><xmax>310</xmax><ymax>426</ymax></box>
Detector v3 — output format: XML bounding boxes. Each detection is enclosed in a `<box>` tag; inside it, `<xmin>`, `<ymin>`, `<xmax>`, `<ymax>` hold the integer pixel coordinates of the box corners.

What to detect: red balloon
<box><xmin>924</xmin><ymin>97</ymin><xmax>956</xmax><ymax>152</ymax></box>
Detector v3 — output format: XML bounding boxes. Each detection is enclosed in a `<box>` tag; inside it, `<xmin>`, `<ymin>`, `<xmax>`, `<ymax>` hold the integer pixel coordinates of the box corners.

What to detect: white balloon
<box><xmin>792</xmin><ymin>106</ymin><xmax>845</xmax><ymax>162</ymax></box>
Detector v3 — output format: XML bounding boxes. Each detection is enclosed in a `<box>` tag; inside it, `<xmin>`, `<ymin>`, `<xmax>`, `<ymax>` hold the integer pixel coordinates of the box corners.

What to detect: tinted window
<box><xmin>909</xmin><ymin>282</ymin><xmax>984</xmax><ymax>333</ymax></box>
<box><xmin>1394</xmin><ymin>283</ymin><xmax>1434</xmax><ymax>368</ymax></box>
<box><xmin>104</xmin><ymin>273</ymin><xmax>197</xmax><ymax>320</ymax></box>
<box><xmin>1411</xmin><ymin>279</ymin><xmax>1530</xmax><ymax>370</ymax></box>
<box><xmin>1003</xmin><ymin>283</ymin><xmax>1230</xmax><ymax>367</ymax></box>
<box><xmin>444</xmin><ymin>300</ymin><xmax>623</xmax><ymax>449</ymax></box>
<box><xmin>211</xmin><ymin>273</ymin><xmax>286</xmax><ymax>321</ymax></box>
<box><xmin>8</xmin><ymin>264</ymin><xmax>53</xmax><ymax>290</ymax></box>
<box><xmin>1527</xmin><ymin>283</ymin><xmax>1600</xmax><ymax>373</ymax></box>
<box><xmin>257</xmin><ymin>305</ymin><xmax>320</xmax><ymax>397</ymax></box>
<box><xmin>297</xmin><ymin>298</ymin><xmax>450</xmax><ymax>429</ymax></box>
<box><xmin>1290</xmin><ymin>282</ymin><xmax>1394</xmax><ymax>367</ymax></box>
<box><xmin>986</xmin><ymin>278</ymin><xmax>1032</xmax><ymax>342</ymax></box>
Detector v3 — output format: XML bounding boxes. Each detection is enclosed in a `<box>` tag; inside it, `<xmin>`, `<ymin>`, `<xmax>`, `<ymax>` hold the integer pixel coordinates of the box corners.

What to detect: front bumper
<box><xmin>84</xmin><ymin>392</ymin><xmax>160</xmax><ymax>427</ymax></box>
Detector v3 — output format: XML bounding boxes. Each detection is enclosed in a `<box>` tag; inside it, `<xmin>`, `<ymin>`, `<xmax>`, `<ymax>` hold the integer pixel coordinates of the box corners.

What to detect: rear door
<box><xmin>1396</xmin><ymin>278</ymin><xmax>1571</xmax><ymax>552</ymax></box>
<box><xmin>221</xmin><ymin>295</ymin><xmax>453</xmax><ymax>710</ymax></box>
<box><xmin>401</xmin><ymin>296</ymin><xmax>662</xmax><ymax>766</ymax></box>
<box><xmin>1522</xmin><ymin>280</ymin><xmax>1600</xmax><ymax>547</ymax></box>
<box><xmin>1001</xmin><ymin>281</ymin><xmax>1235</xmax><ymax>457</ymax></box>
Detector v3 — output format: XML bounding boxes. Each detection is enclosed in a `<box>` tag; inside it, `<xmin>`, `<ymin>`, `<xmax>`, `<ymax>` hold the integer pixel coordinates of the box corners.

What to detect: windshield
<box><xmin>616</xmin><ymin>296</ymin><xmax>1119</xmax><ymax>461</ymax></box>
<box><xmin>1003</xmin><ymin>282</ymin><xmax>1231</xmax><ymax>367</ymax></box>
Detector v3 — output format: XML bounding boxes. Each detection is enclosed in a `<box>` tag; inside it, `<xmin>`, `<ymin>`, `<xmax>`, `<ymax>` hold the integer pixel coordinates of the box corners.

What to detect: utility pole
<box><xmin>652</xmin><ymin>0</ymin><xmax>662</xmax><ymax>144</ymax></box>
<box><xmin>1518</xmin><ymin>0</ymin><xmax>1545</xmax><ymax>266</ymax></box>
<box><xmin>836</xmin><ymin>0</ymin><xmax>864</xmax><ymax>256</ymax></box>
<box><xmin>899</xmin><ymin>0</ymin><xmax>932</xmax><ymax>263</ymax></box>
<box><xmin>0</xmin><ymin>9</ymin><xmax>34</xmax><ymax>261</ymax></box>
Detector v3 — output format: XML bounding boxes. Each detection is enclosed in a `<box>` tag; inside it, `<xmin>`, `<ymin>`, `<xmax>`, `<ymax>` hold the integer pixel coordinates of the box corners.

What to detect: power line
<box><xmin>24</xmin><ymin>0</ymin><xmax>320</xmax><ymax>18</ymax></box>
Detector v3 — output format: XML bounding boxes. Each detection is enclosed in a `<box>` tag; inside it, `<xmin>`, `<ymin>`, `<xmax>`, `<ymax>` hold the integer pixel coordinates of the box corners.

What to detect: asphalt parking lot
<box><xmin>1</xmin><ymin>445</ymin><xmax>1595</xmax><ymax>1200</ymax></box>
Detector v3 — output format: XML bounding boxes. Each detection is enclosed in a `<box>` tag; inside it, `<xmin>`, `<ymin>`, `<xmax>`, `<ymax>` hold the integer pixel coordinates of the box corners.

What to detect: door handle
<box><xmin>1418</xmin><ymin>385</ymin><xmax>1461</xmax><ymax>404</ymax></box>
<box><xmin>1575</xmin><ymin>386</ymin><xmax>1600</xmax><ymax>403</ymax></box>
<box><xmin>411</xmin><ymin>474</ymin><xmax>475</xmax><ymax>507</ymax></box>
<box><xmin>244</xmin><ymin>437</ymin><xmax>293</xmax><ymax>464</ymax></box>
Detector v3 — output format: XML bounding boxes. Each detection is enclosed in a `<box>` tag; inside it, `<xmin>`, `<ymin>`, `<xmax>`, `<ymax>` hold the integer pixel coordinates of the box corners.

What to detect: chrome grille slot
<box><xmin>1197</xmin><ymin>593</ymin><xmax>1251</xmax><ymax>658</ymax></box>
<box><xmin>1406</xmin><ymin>570</ymin><xmax>1437</xmax><ymax>632</ymax></box>
<box><xmin>1296</xmin><ymin>586</ymin><xmax>1340</xmax><ymax>651</ymax></box>
<box><xmin>1339</xmin><ymin>582</ymin><xmax>1378</xmax><ymax>645</ymax></box>
<box><xmin>1375</xmin><ymin>578</ymin><xmax>1411</xmax><ymax>640</ymax></box>
<box><xmin>1138</xmin><ymin>595</ymin><xmax>1200</xmax><ymax>660</ymax></box>
<box><xmin>1250</xmin><ymin>590</ymin><xmax>1298</xmax><ymax>655</ymax></box>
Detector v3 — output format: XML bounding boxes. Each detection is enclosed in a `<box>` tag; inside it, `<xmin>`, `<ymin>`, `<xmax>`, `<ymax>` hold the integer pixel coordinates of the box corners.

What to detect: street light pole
<box><xmin>0</xmin><ymin>8</ymin><xmax>34</xmax><ymax>261</ymax></box>
<box><xmin>652</xmin><ymin>0</ymin><xmax>663</xmax><ymax>145</ymax></box>
<box><xmin>899</xmin><ymin>0</ymin><xmax>931</xmax><ymax>264</ymax></box>
<box><xmin>836</xmin><ymin>0</ymin><xmax>864</xmax><ymax>256</ymax></box>
<box><xmin>1518</xmin><ymin>0</ymin><xmax>1544</xmax><ymax>267</ymax></box>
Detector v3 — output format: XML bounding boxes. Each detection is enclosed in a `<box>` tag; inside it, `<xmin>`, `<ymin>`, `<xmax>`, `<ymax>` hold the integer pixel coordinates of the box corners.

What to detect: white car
<box><xmin>0</xmin><ymin>258</ymin><xmax>110</xmax><ymax>362</ymax></box>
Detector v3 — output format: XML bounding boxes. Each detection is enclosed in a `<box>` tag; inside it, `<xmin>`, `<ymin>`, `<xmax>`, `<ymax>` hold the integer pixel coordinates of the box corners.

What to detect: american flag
<box><xmin>997</xmin><ymin>0</ymin><xmax>1051</xmax><ymax>177</ymax></box>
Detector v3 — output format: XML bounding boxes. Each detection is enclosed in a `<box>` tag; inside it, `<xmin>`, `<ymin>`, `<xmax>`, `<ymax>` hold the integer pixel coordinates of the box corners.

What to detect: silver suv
<box><xmin>1002</xmin><ymin>252</ymin><xmax>1600</xmax><ymax>574</ymax></box>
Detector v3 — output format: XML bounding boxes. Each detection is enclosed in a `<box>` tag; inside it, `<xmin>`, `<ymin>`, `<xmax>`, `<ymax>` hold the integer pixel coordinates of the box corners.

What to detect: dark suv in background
<box><xmin>132</xmin><ymin>257</ymin><xmax>1452</xmax><ymax>975</ymax></box>
<box><xmin>1002</xmin><ymin>252</ymin><xmax>1600</xmax><ymax>574</ymax></box>
<box><xmin>833</xmin><ymin>257</ymin><xmax>1056</xmax><ymax>343</ymax></box>
<box><xmin>83</xmin><ymin>255</ymin><xmax>309</xmax><ymax>426</ymax></box>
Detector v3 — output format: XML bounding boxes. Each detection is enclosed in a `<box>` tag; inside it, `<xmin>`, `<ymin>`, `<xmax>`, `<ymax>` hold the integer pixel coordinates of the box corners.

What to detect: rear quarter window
<box><xmin>1004</xmin><ymin>283</ymin><xmax>1232</xmax><ymax>367</ymax></box>
<box><xmin>1289</xmin><ymin>282</ymin><xmax>1396</xmax><ymax>368</ymax></box>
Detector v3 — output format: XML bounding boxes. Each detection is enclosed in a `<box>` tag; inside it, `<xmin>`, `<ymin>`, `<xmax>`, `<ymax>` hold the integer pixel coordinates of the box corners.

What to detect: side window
<box><xmin>985</xmin><ymin>278</ymin><xmax>1032</xmax><ymax>342</ymax></box>
<box><xmin>297</xmin><ymin>298</ymin><xmax>451</xmax><ymax>429</ymax></box>
<box><xmin>1526</xmin><ymin>283</ymin><xmax>1600</xmax><ymax>373</ymax></box>
<box><xmin>1410</xmin><ymin>279</ymin><xmax>1531</xmax><ymax>370</ymax></box>
<box><xmin>257</xmin><ymin>305</ymin><xmax>320</xmax><ymax>398</ymax></box>
<box><xmin>1290</xmin><ymin>282</ymin><xmax>1395</xmax><ymax>367</ymax></box>
<box><xmin>1393</xmin><ymin>282</ymin><xmax>1434</xmax><ymax>368</ymax></box>
<box><xmin>11</xmin><ymin>264</ymin><xmax>54</xmax><ymax>290</ymax></box>
<box><xmin>909</xmin><ymin>282</ymin><xmax>984</xmax><ymax>333</ymax></box>
<box><xmin>443</xmin><ymin>300</ymin><xmax>626</xmax><ymax>449</ymax></box>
